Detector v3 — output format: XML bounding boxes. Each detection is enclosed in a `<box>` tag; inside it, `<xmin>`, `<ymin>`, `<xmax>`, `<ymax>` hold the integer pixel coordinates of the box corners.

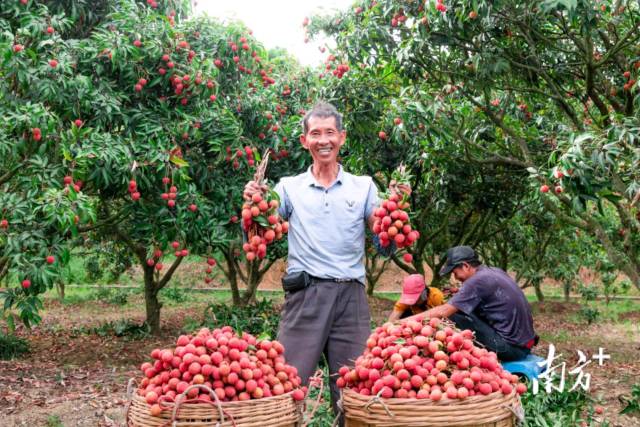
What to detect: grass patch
<box><xmin>374</xmin><ymin>292</ymin><xmax>399</xmax><ymax>301</ymax></box>
<box><xmin>48</xmin><ymin>285</ymin><xmax>139</xmax><ymax>306</ymax></box>
<box><xmin>45</xmin><ymin>415</ymin><xmax>64</xmax><ymax>427</ymax></box>
<box><xmin>0</xmin><ymin>333</ymin><xmax>30</xmax><ymax>360</ymax></box>
<box><xmin>520</xmin><ymin>387</ymin><xmax>596</xmax><ymax>426</ymax></box>
<box><xmin>565</xmin><ymin>298</ymin><xmax>640</xmax><ymax>324</ymax></box>
<box><xmin>539</xmin><ymin>329</ymin><xmax>571</xmax><ymax>344</ymax></box>
<box><xmin>71</xmin><ymin>319</ymin><xmax>150</xmax><ymax>338</ymax></box>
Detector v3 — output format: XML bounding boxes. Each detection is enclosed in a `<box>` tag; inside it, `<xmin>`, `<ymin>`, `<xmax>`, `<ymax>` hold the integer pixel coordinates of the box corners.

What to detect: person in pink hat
<box><xmin>388</xmin><ymin>274</ymin><xmax>445</xmax><ymax>322</ymax></box>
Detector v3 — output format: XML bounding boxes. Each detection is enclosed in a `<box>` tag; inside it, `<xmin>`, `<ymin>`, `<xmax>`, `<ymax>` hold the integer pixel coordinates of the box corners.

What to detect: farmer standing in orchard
<box><xmin>243</xmin><ymin>102</ymin><xmax>407</xmax><ymax>421</ymax></box>
<box><xmin>413</xmin><ymin>246</ymin><xmax>537</xmax><ymax>361</ymax></box>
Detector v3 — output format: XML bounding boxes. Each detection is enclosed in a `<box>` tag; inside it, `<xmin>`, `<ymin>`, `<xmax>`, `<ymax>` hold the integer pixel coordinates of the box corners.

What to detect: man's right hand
<box><xmin>243</xmin><ymin>180</ymin><xmax>268</xmax><ymax>201</ymax></box>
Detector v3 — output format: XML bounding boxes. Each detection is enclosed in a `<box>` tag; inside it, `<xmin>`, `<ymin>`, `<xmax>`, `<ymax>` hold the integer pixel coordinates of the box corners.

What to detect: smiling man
<box><xmin>243</xmin><ymin>102</ymin><xmax>402</xmax><ymax>423</ymax></box>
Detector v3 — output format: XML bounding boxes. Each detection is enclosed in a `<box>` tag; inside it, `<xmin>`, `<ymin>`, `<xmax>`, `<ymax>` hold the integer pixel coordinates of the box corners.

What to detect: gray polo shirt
<box><xmin>449</xmin><ymin>265</ymin><xmax>536</xmax><ymax>347</ymax></box>
<box><xmin>274</xmin><ymin>165</ymin><xmax>379</xmax><ymax>284</ymax></box>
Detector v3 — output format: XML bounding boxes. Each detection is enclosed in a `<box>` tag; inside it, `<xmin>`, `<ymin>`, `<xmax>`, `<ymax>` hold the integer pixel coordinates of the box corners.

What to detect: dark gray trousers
<box><xmin>277</xmin><ymin>280</ymin><xmax>371</xmax><ymax>421</ymax></box>
<box><xmin>450</xmin><ymin>311</ymin><xmax>530</xmax><ymax>361</ymax></box>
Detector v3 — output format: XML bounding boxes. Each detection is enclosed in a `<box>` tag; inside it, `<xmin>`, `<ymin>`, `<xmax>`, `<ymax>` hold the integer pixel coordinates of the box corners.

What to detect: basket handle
<box><xmin>301</xmin><ymin>369</ymin><xmax>324</xmax><ymax>427</ymax></box>
<box><xmin>501</xmin><ymin>392</ymin><xmax>525</xmax><ymax>423</ymax></box>
<box><xmin>125</xmin><ymin>378</ymin><xmax>137</xmax><ymax>425</ymax></box>
<box><xmin>164</xmin><ymin>384</ymin><xmax>237</xmax><ymax>427</ymax></box>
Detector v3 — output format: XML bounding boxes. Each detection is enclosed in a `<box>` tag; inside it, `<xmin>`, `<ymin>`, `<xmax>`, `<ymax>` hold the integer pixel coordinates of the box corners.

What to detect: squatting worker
<box><xmin>414</xmin><ymin>246</ymin><xmax>537</xmax><ymax>361</ymax></box>
<box><xmin>243</xmin><ymin>102</ymin><xmax>407</xmax><ymax>422</ymax></box>
<box><xmin>388</xmin><ymin>274</ymin><xmax>445</xmax><ymax>322</ymax></box>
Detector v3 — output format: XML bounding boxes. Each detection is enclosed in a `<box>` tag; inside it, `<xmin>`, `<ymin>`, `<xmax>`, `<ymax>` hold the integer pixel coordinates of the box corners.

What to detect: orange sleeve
<box><xmin>393</xmin><ymin>301</ymin><xmax>409</xmax><ymax>313</ymax></box>
<box><xmin>427</xmin><ymin>287</ymin><xmax>445</xmax><ymax>308</ymax></box>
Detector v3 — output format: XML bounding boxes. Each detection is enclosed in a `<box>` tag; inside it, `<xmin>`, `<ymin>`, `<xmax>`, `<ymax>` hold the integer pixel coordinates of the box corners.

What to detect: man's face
<box><xmin>300</xmin><ymin>115</ymin><xmax>346</xmax><ymax>166</ymax></box>
<box><xmin>452</xmin><ymin>262</ymin><xmax>475</xmax><ymax>282</ymax></box>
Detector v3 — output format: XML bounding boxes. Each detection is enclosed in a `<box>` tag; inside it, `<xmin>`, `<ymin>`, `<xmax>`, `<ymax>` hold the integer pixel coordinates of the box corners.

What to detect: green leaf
<box><xmin>257</xmin><ymin>331</ymin><xmax>271</xmax><ymax>341</ymax></box>
<box><xmin>170</xmin><ymin>156</ymin><xmax>189</xmax><ymax>168</ymax></box>
<box><xmin>254</xmin><ymin>215</ymin><xmax>269</xmax><ymax>227</ymax></box>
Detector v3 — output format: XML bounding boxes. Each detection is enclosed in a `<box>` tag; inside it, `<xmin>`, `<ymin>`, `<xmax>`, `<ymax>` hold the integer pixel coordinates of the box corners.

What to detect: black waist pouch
<box><xmin>281</xmin><ymin>271</ymin><xmax>311</xmax><ymax>293</ymax></box>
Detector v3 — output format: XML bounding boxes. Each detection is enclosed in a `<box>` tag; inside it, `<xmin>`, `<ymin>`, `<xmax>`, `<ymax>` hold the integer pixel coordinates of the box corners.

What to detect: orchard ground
<box><xmin>0</xmin><ymin>260</ymin><xmax>639</xmax><ymax>426</ymax></box>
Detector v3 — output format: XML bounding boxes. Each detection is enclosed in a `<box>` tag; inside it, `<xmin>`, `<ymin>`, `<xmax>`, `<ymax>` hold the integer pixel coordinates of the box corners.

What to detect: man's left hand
<box><xmin>389</xmin><ymin>179</ymin><xmax>411</xmax><ymax>197</ymax></box>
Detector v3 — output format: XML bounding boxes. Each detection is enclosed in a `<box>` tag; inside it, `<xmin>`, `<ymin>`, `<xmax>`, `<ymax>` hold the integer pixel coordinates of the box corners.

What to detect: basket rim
<box><xmin>342</xmin><ymin>386</ymin><xmax>518</xmax><ymax>405</ymax></box>
<box><xmin>131</xmin><ymin>388</ymin><xmax>298</xmax><ymax>408</ymax></box>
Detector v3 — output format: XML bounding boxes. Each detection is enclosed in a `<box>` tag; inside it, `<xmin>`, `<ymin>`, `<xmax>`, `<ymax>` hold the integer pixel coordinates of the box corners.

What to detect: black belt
<box><xmin>309</xmin><ymin>275</ymin><xmax>358</xmax><ymax>283</ymax></box>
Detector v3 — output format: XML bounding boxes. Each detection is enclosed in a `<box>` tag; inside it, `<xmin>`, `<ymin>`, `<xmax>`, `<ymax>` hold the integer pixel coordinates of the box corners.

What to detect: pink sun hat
<box><xmin>399</xmin><ymin>274</ymin><xmax>426</xmax><ymax>305</ymax></box>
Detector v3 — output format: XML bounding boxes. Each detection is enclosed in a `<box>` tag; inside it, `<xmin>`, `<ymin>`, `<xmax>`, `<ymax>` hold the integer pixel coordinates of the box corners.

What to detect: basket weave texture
<box><xmin>128</xmin><ymin>389</ymin><xmax>302</xmax><ymax>427</ymax></box>
<box><xmin>343</xmin><ymin>387</ymin><xmax>521</xmax><ymax>427</ymax></box>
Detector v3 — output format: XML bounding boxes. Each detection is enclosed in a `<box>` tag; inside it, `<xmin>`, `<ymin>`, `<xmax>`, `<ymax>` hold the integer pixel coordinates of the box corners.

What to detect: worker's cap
<box><xmin>439</xmin><ymin>246</ymin><xmax>479</xmax><ymax>276</ymax></box>
<box><xmin>399</xmin><ymin>274</ymin><xmax>426</xmax><ymax>305</ymax></box>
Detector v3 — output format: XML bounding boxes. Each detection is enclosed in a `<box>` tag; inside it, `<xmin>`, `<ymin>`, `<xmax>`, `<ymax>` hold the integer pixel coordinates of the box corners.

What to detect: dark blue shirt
<box><xmin>449</xmin><ymin>265</ymin><xmax>535</xmax><ymax>346</ymax></box>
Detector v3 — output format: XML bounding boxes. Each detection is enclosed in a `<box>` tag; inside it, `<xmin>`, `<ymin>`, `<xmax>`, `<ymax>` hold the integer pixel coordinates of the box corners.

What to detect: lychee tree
<box><xmin>1</xmin><ymin>0</ymin><xmax>313</xmax><ymax>333</ymax></box>
<box><xmin>309</xmin><ymin>0</ymin><xmax>640</xmax><ymax>290</ymax></box>
<box><xmin>307</xmin><ymin>52</ymin><xmax>532</xmax><ymax>286</ymax></box>
<box><xmin>0</xmin><ymin>5</ymin><xmax>97</xmax><ymax>328</ymax></box>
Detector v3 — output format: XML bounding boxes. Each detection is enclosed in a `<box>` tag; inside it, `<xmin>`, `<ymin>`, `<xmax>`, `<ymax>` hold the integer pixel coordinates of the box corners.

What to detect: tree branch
<box><xmin>0</xmin><ymin>164</ymin><xmax>24</xmax><ymax>186</ymax></box>
<box><xmin>157</xmin><ymin>255</ymin><xmax>184</xmax><ymax>290</ymax></box>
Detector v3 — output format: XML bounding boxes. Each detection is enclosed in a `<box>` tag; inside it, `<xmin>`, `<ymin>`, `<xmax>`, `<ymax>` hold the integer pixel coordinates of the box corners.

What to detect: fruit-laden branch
<box><xmin>540</xmin><ymin>197</ymin><xmax>589</xmax><ymax>229</ymax></box>
<box><xmin>595</xmin><ymin>25</ymin><xmax>640</xmax><ymax>70</ymax></box>
<box><xmin>458</xmin><ymin>89</ymin><xmax>533</xmax><ymax>164</ymax></box>
<box><xmin>464</xmin><ymin>12</ymin><xmax>584</xmax><ymax>129</ymax></box>
<box><xmin>458</xmin><ymin>131</ymin><xmax>530</xmax><ymax>169</ymax></box>
<box><xmin>389</xmin><ymin>252</ymin><xmax>415</xmax><ymax>275</ymax></box>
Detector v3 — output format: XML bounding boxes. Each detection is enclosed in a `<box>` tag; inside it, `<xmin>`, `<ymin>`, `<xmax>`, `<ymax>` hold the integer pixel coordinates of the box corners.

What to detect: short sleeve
<box><xmin>364</xmin><ymin>178</ymin><xmax>380</xmax><ymax>220</ymax></box>
<box><xmin>427</xmin><ymin>287</ymin><xmax>445</xmax><ymax>308</ymax></box>
<box><xmin>448</xmin><ymin>278</ymin><xmax>482</xmax><ymax>315</ymax></box>
<box><xmin>273</xmin><ymin>179</ymin><xmax>291</xmax><ymax>220</ymax></box>
<box><xmin>393</xmin><ymin>301</ymin><xmax>408</xmax><ymax>314</ymax></box>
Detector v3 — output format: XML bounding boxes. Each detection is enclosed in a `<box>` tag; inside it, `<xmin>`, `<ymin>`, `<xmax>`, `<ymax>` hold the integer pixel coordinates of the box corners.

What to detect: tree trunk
<box><xmin>429</xmin><ymin>264</ymin><xmax>447</xmax><ymax>288</ymax></box>
<box><xmin>143</xmin><ymin>267</ymin><xmax>162</xmax><ymax>335</ymax></box>
<box><xmin>238</xmin><ymin>255</ymin><xmax>278</xmax><ymax>306</ymax></box>
<box><xmin>563</xmin><ymin>281</ymin><xmax>571</xmax><ymax>303</ymax></box>
<box><xmin>56</xmin><ymin>281</ymin><xmax>65</xmax><ymax>301</ymax></box>
<box><xmin>534</xmin><ymin>280</ymin><xmax>545</xmax><ymax>303</ymax></box>
<box><xmin>367</xmin><ymin>279</ymin><xmax>376</xmax><ymax>296</ymax></box>
<box><xmin>365</xmin><ymin>249</ymin><xmax>389</xmax><ymax>296</ymax></box>
<box><xmin>220</xmin><ymin>246</ymin><xmax>242</xmax><ymax>306</ymax></box>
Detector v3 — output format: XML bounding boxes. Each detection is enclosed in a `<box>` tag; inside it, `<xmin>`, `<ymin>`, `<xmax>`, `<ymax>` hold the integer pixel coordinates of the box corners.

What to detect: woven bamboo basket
<box><xmin>342</xmin><ymin>387</ymin><xmax>523</xmax><ymax>427</ymax></box>
<box><xmin>127</xmin><ymin>384</ymin><xmax>303</xmax><ymax>427</ymax></box>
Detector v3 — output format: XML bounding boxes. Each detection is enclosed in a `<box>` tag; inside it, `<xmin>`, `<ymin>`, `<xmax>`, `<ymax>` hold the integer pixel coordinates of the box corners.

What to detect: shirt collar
<box><xmin>304</xmin><ymin>164</ymin><xmax>344</xmax><ymax>188</ymax></box>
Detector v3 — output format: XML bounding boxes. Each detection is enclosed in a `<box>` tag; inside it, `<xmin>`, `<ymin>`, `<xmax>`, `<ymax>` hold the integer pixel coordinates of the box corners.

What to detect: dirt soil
<box><xmin>1</xmin><ymin>296</ymin><xmax>639</xmax><ymax>426</ymax></box>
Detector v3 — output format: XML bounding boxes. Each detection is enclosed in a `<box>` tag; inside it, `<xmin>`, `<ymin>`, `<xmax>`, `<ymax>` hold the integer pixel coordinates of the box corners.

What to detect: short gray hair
<box><xmin>302</xmin><ymin>102</ymin><xmax>344</xmax><ymax>134</ymax></box>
